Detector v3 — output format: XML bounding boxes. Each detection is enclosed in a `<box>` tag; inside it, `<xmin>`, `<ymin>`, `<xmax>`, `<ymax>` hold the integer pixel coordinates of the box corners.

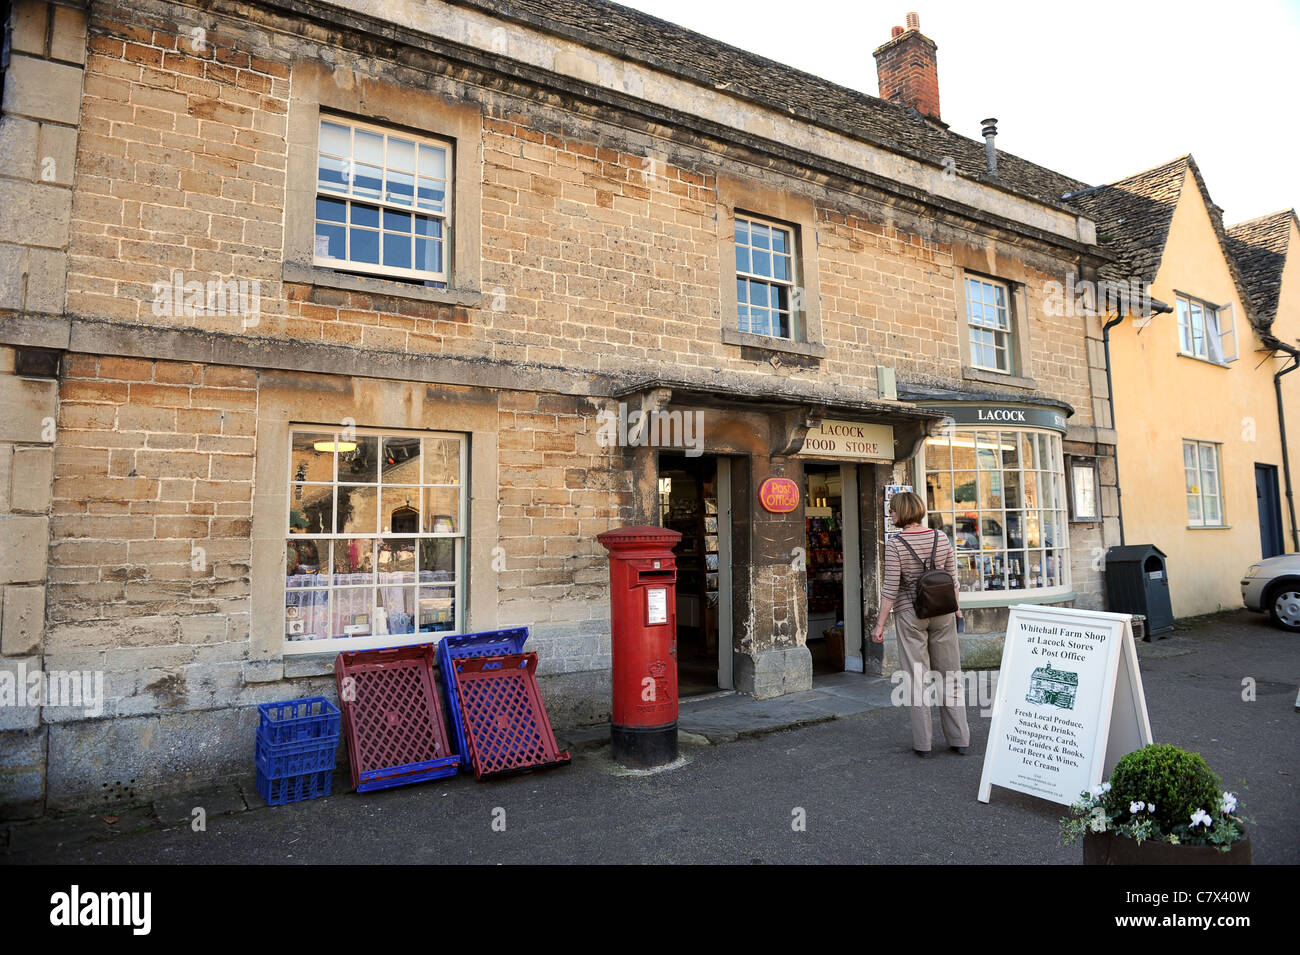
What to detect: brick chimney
<box><xmin>874</xmin><ymin>12</ymin><xmax>941</xmax><ymax>123</ymax></box>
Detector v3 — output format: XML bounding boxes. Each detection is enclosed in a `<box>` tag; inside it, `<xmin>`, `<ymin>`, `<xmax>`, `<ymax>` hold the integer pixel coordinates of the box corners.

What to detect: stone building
<box><xmin>0</xmin><ymin>0</ymin><xmax>1123</xmax><ymax>814</ymax></box>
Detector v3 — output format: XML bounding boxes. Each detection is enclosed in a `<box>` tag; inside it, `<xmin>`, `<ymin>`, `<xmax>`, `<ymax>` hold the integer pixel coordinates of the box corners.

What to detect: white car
<box><xmin>1241</xmin><ymin>554</ymin><xmax>1300</xmax><ymax>632</ymax></box>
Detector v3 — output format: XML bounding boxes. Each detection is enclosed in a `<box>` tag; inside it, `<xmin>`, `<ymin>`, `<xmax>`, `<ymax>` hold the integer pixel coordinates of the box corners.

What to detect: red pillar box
<box><xmin>596</xmin><ymin>525</ymin><xmax>682</xmax><ymax>768</ymax></box>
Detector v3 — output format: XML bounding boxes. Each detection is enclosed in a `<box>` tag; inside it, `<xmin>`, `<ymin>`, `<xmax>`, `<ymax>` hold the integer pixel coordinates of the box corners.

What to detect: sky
<box><xmin>619</xmin><ymin>0</ymin><xmax>1300</xmax><ymax>225</ymax></box>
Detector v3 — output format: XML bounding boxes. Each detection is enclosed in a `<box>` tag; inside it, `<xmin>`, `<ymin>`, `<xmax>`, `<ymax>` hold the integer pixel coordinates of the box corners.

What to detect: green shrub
<box><xmin>1106</xmin><ymin>744</ymin><xmax>1221</xmax><ymax>831</ymax></box>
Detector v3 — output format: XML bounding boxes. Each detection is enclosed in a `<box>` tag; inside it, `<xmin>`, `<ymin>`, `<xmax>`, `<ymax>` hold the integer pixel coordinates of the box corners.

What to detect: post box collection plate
<box><xmin>646</xmin><ymin>587</ymin><xmax>668</xmax><ymax>625</ymax></box>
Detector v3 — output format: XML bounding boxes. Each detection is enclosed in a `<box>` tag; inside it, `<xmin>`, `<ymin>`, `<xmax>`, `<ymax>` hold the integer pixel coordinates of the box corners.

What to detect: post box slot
<box><xmin>637</xmin><ymin>571</ymin><xmax>676</xmax><ymax>581</ymax></box>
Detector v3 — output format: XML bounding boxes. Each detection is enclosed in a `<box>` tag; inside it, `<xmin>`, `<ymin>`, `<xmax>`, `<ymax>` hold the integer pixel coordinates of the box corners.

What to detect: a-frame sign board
<box><xmin>978</xmin><ymin>604</ymin><xmax>1153</xmax><ymax>806</ymax></box>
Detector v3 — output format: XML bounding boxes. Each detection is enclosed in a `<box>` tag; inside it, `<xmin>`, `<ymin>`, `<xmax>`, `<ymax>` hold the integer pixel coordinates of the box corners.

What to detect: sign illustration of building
<box><xmin>1025</xmin><ymin>663</ymin><xmax>1078</xmax><ymax>710</ymax></box>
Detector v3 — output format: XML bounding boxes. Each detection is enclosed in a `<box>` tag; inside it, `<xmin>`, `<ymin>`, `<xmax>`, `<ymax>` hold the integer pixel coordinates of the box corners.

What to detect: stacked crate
<box><xmin>255</xmin><ymin>697</ymin><xmax>342</xmax><ymax>806</ymax></box>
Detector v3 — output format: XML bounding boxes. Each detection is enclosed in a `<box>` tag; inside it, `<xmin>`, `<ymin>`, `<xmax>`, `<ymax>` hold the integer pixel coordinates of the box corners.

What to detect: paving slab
<box><xmin>153</xmin><ymin>784</ymin><xmax>249</xmax><ymax>827</ymax></box>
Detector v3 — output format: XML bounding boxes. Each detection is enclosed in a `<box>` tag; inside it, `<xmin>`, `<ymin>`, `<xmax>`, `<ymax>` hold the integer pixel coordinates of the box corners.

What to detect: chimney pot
<box><xmin>891</xmin><ymin>25</ymin><xmax>904</xmax><ymax>39</ymax></box>
<box><xmin>905</xmin><ymin>12</ymin><xmax>920</xmax><ymax>30</ymax></box>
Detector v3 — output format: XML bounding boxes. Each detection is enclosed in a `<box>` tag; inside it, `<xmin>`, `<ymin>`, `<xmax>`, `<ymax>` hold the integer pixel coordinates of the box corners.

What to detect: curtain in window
<box><xmin>1205</xmin><ymin>309</ymin><xmax>1226</xmax><ymax>363</ymax></box>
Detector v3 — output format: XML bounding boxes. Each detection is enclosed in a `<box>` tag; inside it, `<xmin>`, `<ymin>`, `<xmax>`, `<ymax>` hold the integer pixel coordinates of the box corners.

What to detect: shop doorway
<box><xmin>804</xmin><ymin>462</ymin><xmax>864</xmax><ymax>675</ymax></box>
<box><xmin>658</xmin><ymin>454</ymin><xmax>733</xmax><ymax>695</ymax></box>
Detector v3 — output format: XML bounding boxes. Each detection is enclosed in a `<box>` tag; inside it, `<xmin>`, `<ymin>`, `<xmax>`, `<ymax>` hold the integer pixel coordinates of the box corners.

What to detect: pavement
<box><xmin>2</xmin><ymin>609</ymin><xmax>1296</xmax><ymax>865</ymax></box>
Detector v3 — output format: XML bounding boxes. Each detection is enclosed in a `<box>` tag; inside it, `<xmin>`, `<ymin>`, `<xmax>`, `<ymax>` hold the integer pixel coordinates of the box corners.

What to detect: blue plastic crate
<box><xmin>435</xmin><ymin>627</ymin><xmax>529</xmax><ymax>762</ymax></box>
<box><xmin>258</xmin><ymin>697</ymin><xmax>341</xmax><ymax>745</ymax></box>
<box><xmin>355</xmin><ymin>754</ymin><xmax>462</xmax><ymax>793</ymax></box>
<box><xmin>256</xmin><ymin>734</ymin><xmax>339</xmax><ymax>778</ymax></box>
<box><xmin>257</xmin><ymin>767</ymin><xmax>333</xmax><ymax>806</ymax></box>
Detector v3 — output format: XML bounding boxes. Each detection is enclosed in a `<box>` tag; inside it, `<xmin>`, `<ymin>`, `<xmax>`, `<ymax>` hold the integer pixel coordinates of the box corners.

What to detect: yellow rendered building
<box><xmin>1071</xmin><ymin>158</ymin><xmax>1299</xmax><ymax>618</ymax></box>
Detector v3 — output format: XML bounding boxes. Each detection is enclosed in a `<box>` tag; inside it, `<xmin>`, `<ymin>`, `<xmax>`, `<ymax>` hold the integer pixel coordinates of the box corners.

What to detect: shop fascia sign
<box><xmin>928</xmin><ymin>403</ymin><xmax>1068</xmax><ymax>433</ymax></box>
<box><xmin>800</xmin><ymin>419</ymin><xmax>895</xmax><ymax>461</ymax></box>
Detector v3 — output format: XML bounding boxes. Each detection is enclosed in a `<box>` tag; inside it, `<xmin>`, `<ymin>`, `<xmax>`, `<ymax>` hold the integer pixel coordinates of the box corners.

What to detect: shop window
<box><xmin>923</xmin><ymin>429</ymin><xmax>1070</xmax><ymax>593</ymax></box>
<box><xmin>734</xmin><ymin>213</ymin><xmax>797</xmax><ymax>339</ymax></box>
<box><xmin>284</xmin><ymin>427</ymin><xmax>466</xmax><ymax>651</ymax></box>
<box><xmin>965</xmin><ymin>276</ymin><xmax>1014</xmax><ymax>374</ymax></box>
<box><xmin>1184</xmin><ymin>439</ymin><xmax>1225</xmax><ymax>527</ymax></box>
<box><xmin>1176</xmin><ymin>295</ymin><xmax>1237</xmax><ymax>364</ymax></box>
<box><xmin>315</xmin><ymin>116</ymin><xmax>451</xmax><ymax>285</ymax></box>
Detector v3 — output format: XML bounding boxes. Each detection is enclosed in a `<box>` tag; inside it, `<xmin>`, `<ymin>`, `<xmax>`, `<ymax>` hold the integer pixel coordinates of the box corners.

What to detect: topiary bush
<box><xmin>1106</xmin><ymin>744</ymin><xmax>1221</xmax><ymax>832</ymax></box>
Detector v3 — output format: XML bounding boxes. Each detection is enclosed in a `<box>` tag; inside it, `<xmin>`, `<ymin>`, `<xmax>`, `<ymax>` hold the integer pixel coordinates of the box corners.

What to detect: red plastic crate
<box><xmin>334</xmin><ymin>644</ymin><xmax>459</xmax><ymax>792</ymax></box>
<box><xmin>450</xmin><ymin>652</ymin><xmax>571</xmax><ymax>780</ymax></box>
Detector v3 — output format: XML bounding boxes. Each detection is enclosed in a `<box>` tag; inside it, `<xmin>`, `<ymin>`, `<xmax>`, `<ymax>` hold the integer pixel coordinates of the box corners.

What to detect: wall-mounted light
<box><xmin>313</xmin><ymin>440</ymin><xmax>357</xmax><ymax>453</ymax></box>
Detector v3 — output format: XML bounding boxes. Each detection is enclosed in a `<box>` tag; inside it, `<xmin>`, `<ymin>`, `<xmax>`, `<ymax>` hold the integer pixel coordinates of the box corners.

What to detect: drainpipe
<box><xmin>1263</xmin><ymin>333</ymin><xmax>1300</xmax><ymax>551</ymax></box>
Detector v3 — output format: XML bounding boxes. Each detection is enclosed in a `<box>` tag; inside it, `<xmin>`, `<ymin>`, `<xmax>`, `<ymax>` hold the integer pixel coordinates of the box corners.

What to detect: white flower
<box><xmin>1147</xmin><ymin>802</ymin><xmax>1156</xmax><ymax>813</ymax></box>
<box><xmin>1130</xmin><ymin>800</ymin><xmax>1145</xmax><ymax>813</ymax></box>
<box><xmin>1190</xmin><ymin>808</ymin><xmax>1212</xmax><ymax>828</ymax></box>
<box><xmin>1220</xmin><ymin>792</ymin><xmax>1237</xmax><ymax>814</ymax></box>
<box><xmin>1101</xmin><ymin>782</ymin><xmax>1111</xmax><ymax>793</ymax></box>
<box><xmin>1088</xmin><ymin>784</ymin><xmax>1106</xmax><ymax>798</ymax></box>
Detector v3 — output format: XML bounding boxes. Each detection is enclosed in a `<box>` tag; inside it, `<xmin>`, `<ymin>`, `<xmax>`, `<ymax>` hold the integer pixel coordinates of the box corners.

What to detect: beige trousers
<box><xmin>894</xmin><ymin>606</ymin><xmax>970</xmax><ymax>751</ymax></box>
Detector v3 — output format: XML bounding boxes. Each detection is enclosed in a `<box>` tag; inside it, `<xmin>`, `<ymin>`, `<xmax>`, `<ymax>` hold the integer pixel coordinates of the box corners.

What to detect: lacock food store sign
<box><xmin>978</xmin><ymin>605</ymin><xmax>1152</xmax><ymax>806</ymax></box>
<box><xmin>800</xmin><ymin>420</ymin><xmax>894</xmax><ymax>461</ymax></box>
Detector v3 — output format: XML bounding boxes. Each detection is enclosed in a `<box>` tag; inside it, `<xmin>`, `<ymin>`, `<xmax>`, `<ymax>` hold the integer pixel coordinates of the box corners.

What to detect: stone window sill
<box><xmin>962</xmin><ymin>365</ymin><xmax>1037</xmax><ymax>390</ymax></box>
<box><xmin>282</xmin><ymin>263</ymin><xmax>483</xmax><ymax>308</ymax></box>
<box><xmin>1187</xmin><ymin>524</ymin><xmax>1231</xmax><ymax>530</ymax></box>
<box><xmin>722</xmin><ymin>327</ymin><xmax>826</xmax><ymax>359</ymax></box>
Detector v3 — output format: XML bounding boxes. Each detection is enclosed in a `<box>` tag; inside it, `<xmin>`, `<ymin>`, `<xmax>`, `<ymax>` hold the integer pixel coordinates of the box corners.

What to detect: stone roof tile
<box><xmin>1226</xmin><ymin>210</ymin><xmax>1295</xmax><ymax>327</ymax></box>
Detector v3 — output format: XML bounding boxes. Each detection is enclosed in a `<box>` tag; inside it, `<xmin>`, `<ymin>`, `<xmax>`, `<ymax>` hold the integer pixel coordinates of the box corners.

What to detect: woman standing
<box><xmin>870</xmin><ymin>491</ymin><xmax>970</xmax><ymax>758</ymax></box>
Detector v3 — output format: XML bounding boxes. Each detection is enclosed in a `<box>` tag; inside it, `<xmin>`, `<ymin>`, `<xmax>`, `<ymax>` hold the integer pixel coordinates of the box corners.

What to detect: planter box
<box><xmin>1083</xmin><ymin>830</ymin><xmax>1252</xmax><ymax>865</ymax></box>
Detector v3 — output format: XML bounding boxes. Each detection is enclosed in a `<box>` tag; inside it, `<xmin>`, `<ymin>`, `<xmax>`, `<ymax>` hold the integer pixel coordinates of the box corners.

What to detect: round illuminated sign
<box><xmin>759</xmin><ymin>477</ymin><xmax>800</xmax><ymax>513</ymax></box>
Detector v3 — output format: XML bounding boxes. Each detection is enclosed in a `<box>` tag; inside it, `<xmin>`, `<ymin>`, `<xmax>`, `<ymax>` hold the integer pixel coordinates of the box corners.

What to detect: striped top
<box><xmin>881</xmin><ymin>527</ymin><xmax>960</xmax><ymax>616</ymax></box>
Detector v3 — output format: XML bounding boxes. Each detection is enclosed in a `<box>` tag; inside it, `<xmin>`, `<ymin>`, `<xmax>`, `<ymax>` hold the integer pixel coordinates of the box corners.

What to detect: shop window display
<box><xmin>285</xmin><ymin>428</ymin><xmax>465</xmax><ymax>649</ymax></box>
<box><xmin>923</xmin><ymin>429</ymin><xmax>1069</xmax><ymax>594</ymax></box>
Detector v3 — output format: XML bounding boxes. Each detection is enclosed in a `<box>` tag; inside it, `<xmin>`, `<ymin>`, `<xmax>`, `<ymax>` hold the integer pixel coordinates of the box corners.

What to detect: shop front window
<box><xmin>923</xmin><ymin>429</ymin><xmax>1069</xmax><ymax>593</ymax></box>
<box><xmin>285</xmin><ymin>427</ymin><xmax>466</xmax><ymax>650</ymax></box>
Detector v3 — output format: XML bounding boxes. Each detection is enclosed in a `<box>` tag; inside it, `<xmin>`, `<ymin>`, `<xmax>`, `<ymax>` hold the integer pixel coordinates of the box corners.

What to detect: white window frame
<box><xmin>314</xmin><ymin>115</ymin><xmax>452</xmax><ymax>284</ymax></box>
<box><xmin>965</xmin><ymin>276</ymin><xmax>1014</xmax><ymax>374</ymax></box>
<box><xmin>734</xmin><ymin>213</ymin><xmax>798</xmax><ymax>340</ymax></box>
<box><xmin>1176</xmin><ymin>294</ymin><xmax>1237</xmax><ymax>365</ymax></box>
<box><xmin>919</xmin><ymin>427</ymin><xmax>1072</xmax><ymax>602</ymax></box>
<box><xmin>1184</xmin><ymin>439</ymin><xmax>1226</xmax><ymax>528</ymax></box>
<box><xmin>283</xmin><ymin>425</ymin><xmax>467</xmax><ymax>655</ymax></box>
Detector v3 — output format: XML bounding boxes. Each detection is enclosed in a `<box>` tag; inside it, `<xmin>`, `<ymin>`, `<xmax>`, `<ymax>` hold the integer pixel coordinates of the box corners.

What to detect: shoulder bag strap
<box><xmin>895</xmin><ymin>532</ymin><xmax>924</xmax><ymax>565</ymax></box>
